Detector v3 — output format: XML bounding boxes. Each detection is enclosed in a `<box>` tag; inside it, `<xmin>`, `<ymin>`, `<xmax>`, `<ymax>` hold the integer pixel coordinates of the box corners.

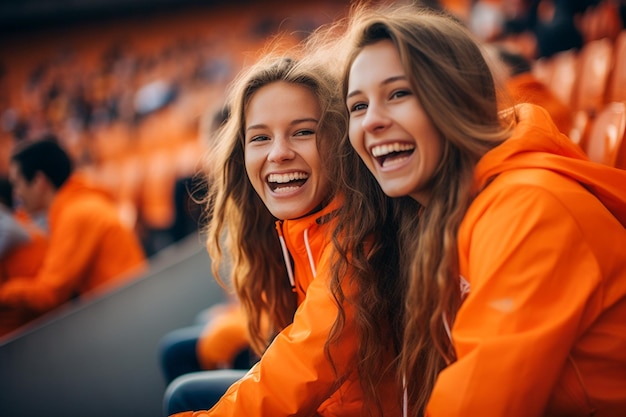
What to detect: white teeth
<box><xmin>371</xmin><ymin>143</ymin><xmax>415</xmax><ymax>157</ymax></box>
<box><xmin>273</xmin><ymin>185</ymin><xmax>301</xmax><ymax>194</ymax></box>
<box><xmin>267</xmin><ymin>172</ymin><xmax>309</xmax><ymax>183</ymax></box>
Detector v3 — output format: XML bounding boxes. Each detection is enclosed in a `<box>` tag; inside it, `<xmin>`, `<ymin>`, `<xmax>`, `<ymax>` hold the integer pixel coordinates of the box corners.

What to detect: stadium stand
<box><xmin>0</xmin><ymin>235</ymin><xmax>226</xmax><ymax>417</ymax></box>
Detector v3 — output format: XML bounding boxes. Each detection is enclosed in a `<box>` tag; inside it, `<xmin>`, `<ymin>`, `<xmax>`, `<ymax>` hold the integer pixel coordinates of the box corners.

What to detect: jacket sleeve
<box><xmin>171</xmin><ymin>246</ymin><xmax>360</xmax><ymax>417</ymax></box>
<box><xmin>0</xmin><ymin>204</ymin><xmax>104</xmax><ymax>312</ymax></box>
<box><xmin>426</xmin><ymin>182</ymin><xmax>602</xmax><ymax>417</ymax></box>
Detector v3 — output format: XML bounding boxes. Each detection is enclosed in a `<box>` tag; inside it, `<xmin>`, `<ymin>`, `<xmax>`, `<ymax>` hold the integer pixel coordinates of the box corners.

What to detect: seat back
<box><xmin>545</xmin><ymin>49</ymin><xmax>579</xmax><ymax>108</ymax></box>
<box><xmin>584</xmin><ymin>101</ymin><xmax>626</xmax><ymax>168</ymax></box>
<box><xmin>572</xmin><ymin>37</ymin><xmax>614</xmax><ymax>116</ymax></box>
<box><xmin>607</xmin><ymin>30</ymin><xmax>626</xmax><ymax>103</ymax></box>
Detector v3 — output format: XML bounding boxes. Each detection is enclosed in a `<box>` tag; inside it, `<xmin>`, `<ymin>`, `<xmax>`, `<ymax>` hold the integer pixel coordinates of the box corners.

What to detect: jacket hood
<box><xmin>475</xmin><ymin>103</ymin><xmax>626</xmax><ymax>227</ymax></box>
<box><xmin>57</xmin><ymin>173</ymin><xmax>116</xmax><ymax>202</ymax></box>
<box><xmin>49</xmin><ymin>173</ymin><xmax>117</xmax><ymax>222</ymax></box>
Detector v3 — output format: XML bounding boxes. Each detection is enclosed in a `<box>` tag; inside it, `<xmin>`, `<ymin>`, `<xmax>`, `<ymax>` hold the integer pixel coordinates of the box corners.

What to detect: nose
<box><xmin>267</xmin><ymin>137</ymin><xmax>295</xmax><ymax>162</ymax></box>
<box><xmin>362</xmin><ymin>103</ymin><xmax>391</xmax><ymax>134</ymax></box>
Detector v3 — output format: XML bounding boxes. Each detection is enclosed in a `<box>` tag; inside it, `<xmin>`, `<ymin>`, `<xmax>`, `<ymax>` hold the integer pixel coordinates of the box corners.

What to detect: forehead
<box><xmin>245</xmin><ymin>81</ymin><xmax>320</xmax><ymax>125</ymax></box>
<box><xmin>348</xmin><ymin>40</ymin><xmax>404</xmax><ymax>90</ymax></box>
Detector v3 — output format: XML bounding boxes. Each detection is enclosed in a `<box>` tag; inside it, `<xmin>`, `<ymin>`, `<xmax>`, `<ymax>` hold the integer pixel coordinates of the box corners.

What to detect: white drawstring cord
<box><xmin>303</xmin><ymin>228</ymin><xmax>317</xmax><ymax>277</ymax></box>
<box><xmin>278</xmin><ymin>235</ymin><xmax>295</xmax><ymax>287</ymax></box>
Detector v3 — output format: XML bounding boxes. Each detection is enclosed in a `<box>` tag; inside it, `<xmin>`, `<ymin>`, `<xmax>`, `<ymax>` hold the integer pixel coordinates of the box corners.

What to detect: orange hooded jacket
<box><xmin>426</xmin><ymin>104</ymin><xmax>626</xmax><ymax>416</ymax></box>
<box><xmin>0</xmin><ymin>173</ymin><xmax>146</xmax><ymax>313</ymax></box>
<box><xmin>173</xmin><ymin>197</ymin><xmax>402</xmax><ymax>417</ymax></box>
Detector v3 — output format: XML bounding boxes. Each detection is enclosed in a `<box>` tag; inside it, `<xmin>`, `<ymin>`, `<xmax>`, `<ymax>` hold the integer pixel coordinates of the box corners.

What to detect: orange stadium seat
<box><xmin>572</xmin><ymin>37</ymin><xmax>613</xmax><ymax>116</ymax></box>
<box><xmin>584</xmin><ymin>101</ymin><xmax>626</xmax><ymax>169</ymax></box>
<box><xmin>607</xmin><ymin>30</ymin><xmax>626</xmax><ymax>103</ymax></box>
<box><xmin>569</xmin><ymin>109</ymin><xmax>591</xmax><ymax>150</ymax></box>
<box><xmin>541</xmin><ymin>49</ymin><xmax>578</xmax><ymax>108</ymax></box>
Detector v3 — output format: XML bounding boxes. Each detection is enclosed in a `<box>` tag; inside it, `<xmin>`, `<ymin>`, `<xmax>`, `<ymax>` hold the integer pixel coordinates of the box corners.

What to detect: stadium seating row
<box><xmin>533</xmin><ymin>30</ymin><xmax>626</xmax><ymax>168</ymax></box>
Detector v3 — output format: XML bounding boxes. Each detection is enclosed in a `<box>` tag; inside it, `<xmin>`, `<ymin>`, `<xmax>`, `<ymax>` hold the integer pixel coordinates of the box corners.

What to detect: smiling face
<box><xmin>346</xmin><ymin>40</ymin><xmax>443</xmax><ymax>205</ymax></box>
<box><xmin>244</xmin><ymin>81</ymin><xmax>329</xmax><ymax>220</ymax></box>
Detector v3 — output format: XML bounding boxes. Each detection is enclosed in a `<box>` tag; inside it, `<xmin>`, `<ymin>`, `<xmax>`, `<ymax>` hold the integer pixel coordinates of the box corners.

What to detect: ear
<box><xmin>32</xmin><ymin>171</ymin><xmax>54</xmax><ymax>192</ymax></box>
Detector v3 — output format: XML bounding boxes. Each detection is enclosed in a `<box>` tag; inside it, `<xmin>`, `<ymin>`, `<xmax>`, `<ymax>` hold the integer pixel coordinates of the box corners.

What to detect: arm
<box><xmin>0</xmin><ymin>205</ymin><xmax>103</xmax><ymax>311</ymax></box>
<box><xmin>172</xmin><ymin>248</ymin><xmax>360</xmax><ymax>417</ymax></box>
<box><xmin>427</xmin><ymin>183</ymin><xmax>601</xmax><ymax>416</ymax></box>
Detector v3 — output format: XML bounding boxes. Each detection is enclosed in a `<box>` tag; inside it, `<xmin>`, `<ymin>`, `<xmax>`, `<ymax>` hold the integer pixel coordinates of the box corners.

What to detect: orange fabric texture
<box><xmin>505</xmin><ymin>72</ymin><xmax>573</xmax><ymax>135</ymax></box>
<box><xmin>427</xmin><ymin>104</ymin><xmax>626</xmax><ymax>416</ymax></box>
<box><xmin>0</xmin><ymin>173</ymin><xmax>147</xmax><ymax>313</ymax></box>
<box><xmin>0</xmin><ymin>213</ymin><xmax>48</xmax><ymax>336</ymax></box>
<box><xmin>172</xmin><ymin>197</ymin><xmax>402</xmax><ymax>416</ymax></box>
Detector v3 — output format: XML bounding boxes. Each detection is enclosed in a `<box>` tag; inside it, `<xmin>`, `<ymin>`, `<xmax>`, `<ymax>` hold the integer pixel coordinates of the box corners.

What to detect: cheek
<box><xmin>348</xmin><ymin>123</ymin><xmax>363</xmax><ymax>152</ymax></box>
<box><xmin>243</xmin><ymin>153</ymin><xmax>262</xmax><ymax>189</ymax></box>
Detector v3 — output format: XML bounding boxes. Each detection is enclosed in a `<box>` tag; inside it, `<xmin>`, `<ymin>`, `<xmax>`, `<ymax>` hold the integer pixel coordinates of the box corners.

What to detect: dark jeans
<box><xmin>163</xmin><ymin>369</ymin><xmax>248</xmax><ymax>416</ymax></box>
<box><xmin>159</xmin><ymin>324</ymin><xmax>205</xmax><ymax>384</ymax></box>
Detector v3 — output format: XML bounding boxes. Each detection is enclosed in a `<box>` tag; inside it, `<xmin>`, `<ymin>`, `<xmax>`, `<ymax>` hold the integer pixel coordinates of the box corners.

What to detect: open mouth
<box><xmin>371</xmin><ymin>143</ymin><xmax>415</xmax><ymax>168</ymax></box>
<box><xmin>267</xmin><ymin>172</ymin><xmax>309</xmax><ymax>193</ymax></box>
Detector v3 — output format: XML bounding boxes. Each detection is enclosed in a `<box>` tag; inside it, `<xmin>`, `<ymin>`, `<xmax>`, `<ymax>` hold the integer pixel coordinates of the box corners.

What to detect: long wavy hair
<box><xmin>331</xmin><ymin>3</ymin><xmax>515</xmax><ymax>415</ymax></box>
<box><xmin>201</xmin><ymin>53</ymin><xmax>347</xmax><ymax>355</ymax></box>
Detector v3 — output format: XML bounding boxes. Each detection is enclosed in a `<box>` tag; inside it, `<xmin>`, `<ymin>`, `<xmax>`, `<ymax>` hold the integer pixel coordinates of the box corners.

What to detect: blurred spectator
<box><xmin>493</xmin><ymin>0</ymin><xmax>603</xmax><ymax>58</ymax></box>
<box><xmin>488</xmin><ymin>44</ymin><xmax>573</xmax><ymax>135</ymax></box>
<box><xmin>159</xmin><ymin>299</ymin><xmax>256</xmax><ymax>384</ymax></box>
<box><xmin>0</xmin><ymin>137</ymin><xmax>147</xmax><ymax>316</ymax></box>
<box><xmin>0</xmin><ymin>176</ymin><xmax>48</xmax><ymax>337</ymax></box>
<box><xmin>159</xmin><ymin>104</ymin><xmax>242</xmax><ymax>383</ymax></box>
<box><xmin>575</xmin><ymin>0</ymin><xmax>625</xmax><ymax>42</ymax></box>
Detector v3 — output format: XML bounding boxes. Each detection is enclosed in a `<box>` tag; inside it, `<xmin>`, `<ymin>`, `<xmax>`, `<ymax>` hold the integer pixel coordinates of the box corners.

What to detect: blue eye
<box><xmin>250</xmin><ymin>135</ymin><xmax>270</xmax><ymax>143</ymax></box>
<box><xmin>294</xmin><ymin>129</ymin><xmax>315</xmax><ymax>137</ymax></box>
<box><xmin>391</xmin><ymin>89</ymin><xmax>411</xmax><ymax>99</ymax></box>
<box><xmin>349</xmin><ymin>102</ymin><xmax>367</xmax><ymax>113</ymax></box>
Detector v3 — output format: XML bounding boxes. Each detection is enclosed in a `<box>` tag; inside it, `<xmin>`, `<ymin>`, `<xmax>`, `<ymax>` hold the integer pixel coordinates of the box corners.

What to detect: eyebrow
<box><xmin>246</xmin><ymin>117</ymin><xmax>319</xmax><ymax>132</ymax></box>
<box><xmin>346</xmin><ymin>75</ymin><xmax>408</xmax><ymax>99</ymax></box>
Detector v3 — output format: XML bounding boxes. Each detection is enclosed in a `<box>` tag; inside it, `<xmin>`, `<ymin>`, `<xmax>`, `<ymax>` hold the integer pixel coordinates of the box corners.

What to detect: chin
<box><xmin>380</xmin><ymin>186</ymin><xmax>409</xmax><ymax>199</ymax></box>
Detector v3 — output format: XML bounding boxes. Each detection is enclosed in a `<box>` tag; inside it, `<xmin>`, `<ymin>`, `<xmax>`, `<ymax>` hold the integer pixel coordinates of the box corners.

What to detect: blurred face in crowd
<box><xmin>346</xmin><ymin>40</ymin><xmax>443</xmax><ymax>206</ymax></box>
<box><xmin>8</xmin><ymin>162</ymin><xmax>47</xmax><ymax>214</ymax></box>
<box><xmin>244</xmin><ymin>81</ymin><xmax>329</xmax><ymax>219</ymax></box>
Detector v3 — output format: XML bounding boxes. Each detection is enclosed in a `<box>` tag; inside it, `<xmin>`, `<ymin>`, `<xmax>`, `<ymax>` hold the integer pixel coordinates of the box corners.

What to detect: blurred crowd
<box><xmin>0</xmin><ymin>0</ymin><xmax>624</xmax><ymax>340</ymax></box>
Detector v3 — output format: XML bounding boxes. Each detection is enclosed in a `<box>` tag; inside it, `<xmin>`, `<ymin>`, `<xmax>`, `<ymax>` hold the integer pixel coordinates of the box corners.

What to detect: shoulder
<box><xmin>461</xmin><ymin>167</ymin><xmax>619</xmax><ymax>250</ymax></box>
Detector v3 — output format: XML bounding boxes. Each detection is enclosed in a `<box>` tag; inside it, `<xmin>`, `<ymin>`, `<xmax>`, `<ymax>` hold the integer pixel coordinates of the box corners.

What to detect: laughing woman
<box><xmin>332</xmin><ymin>3</ymin><xmax>626</xmax><ymax>417</ymax></box>
<box><xmin>165</xmin><ymin>53</ymin><xmax>403</xmax><ymax>417</ymax></box>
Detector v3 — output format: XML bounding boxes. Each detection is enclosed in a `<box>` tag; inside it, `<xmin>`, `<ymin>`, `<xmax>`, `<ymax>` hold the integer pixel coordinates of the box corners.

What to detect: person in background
<box><xmin>495</xmin><ymin>0</ymin><xmax>600</xmax><ymax>59</ymax></box>
<box><xmin>0</xmin><ymin>177</ymin><xmax>48</xmax><ymax>337</ymax></box>
<box><xmin>335</xmin><ymin>3</ymin><xmax>626</xmax><ymax>416</ymax></box>
<box><xmin>164</xmin><ymin>53</ymin><xmax>403</xmax><ymax>416</ymax></box>
<box><xmin>0</xmin><ymin>137</ymin><xmax>147</xmax><ymax>316</ymax></box>
<box><xmin>158</xmin><ymin>103</ymin><xmax>257</xmax><ymax>386</ymax></box>
<box><xmin>159</xmin><ymin>296</ymin><xmax>256</xmax><ymax>385</ymax></box>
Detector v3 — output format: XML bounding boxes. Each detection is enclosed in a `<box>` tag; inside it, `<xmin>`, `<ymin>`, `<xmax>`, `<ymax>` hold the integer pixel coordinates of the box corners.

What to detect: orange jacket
<box><xmin>0</xmin><ymin>173</ymin><xmax>146</xmax><ymax>313</ymax></box>
<box><xmin>427</xmin><ymin>104</ymin><xmax>626</xmax><ymax>417</ymax></box>
<box><xmin>173</xmin><ymin>197</ymin><xmax>402</xmax><ymax>417</ymax></box>
<box><xmin>0</xmin><ymin>211</ymin><xmax>48</xmax><ymax>337</ymax></box>
<box><xmin>505</xmin><ymin>72</ymin><xmax>573</xmax><ymax>135</ymax></box>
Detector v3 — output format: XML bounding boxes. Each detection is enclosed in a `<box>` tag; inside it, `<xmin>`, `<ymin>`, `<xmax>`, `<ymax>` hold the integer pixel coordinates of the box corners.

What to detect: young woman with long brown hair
<box><xmin>332</xmin><ymin>3</ymin><xmax>626</xmax><ymax>416</ymax></box>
